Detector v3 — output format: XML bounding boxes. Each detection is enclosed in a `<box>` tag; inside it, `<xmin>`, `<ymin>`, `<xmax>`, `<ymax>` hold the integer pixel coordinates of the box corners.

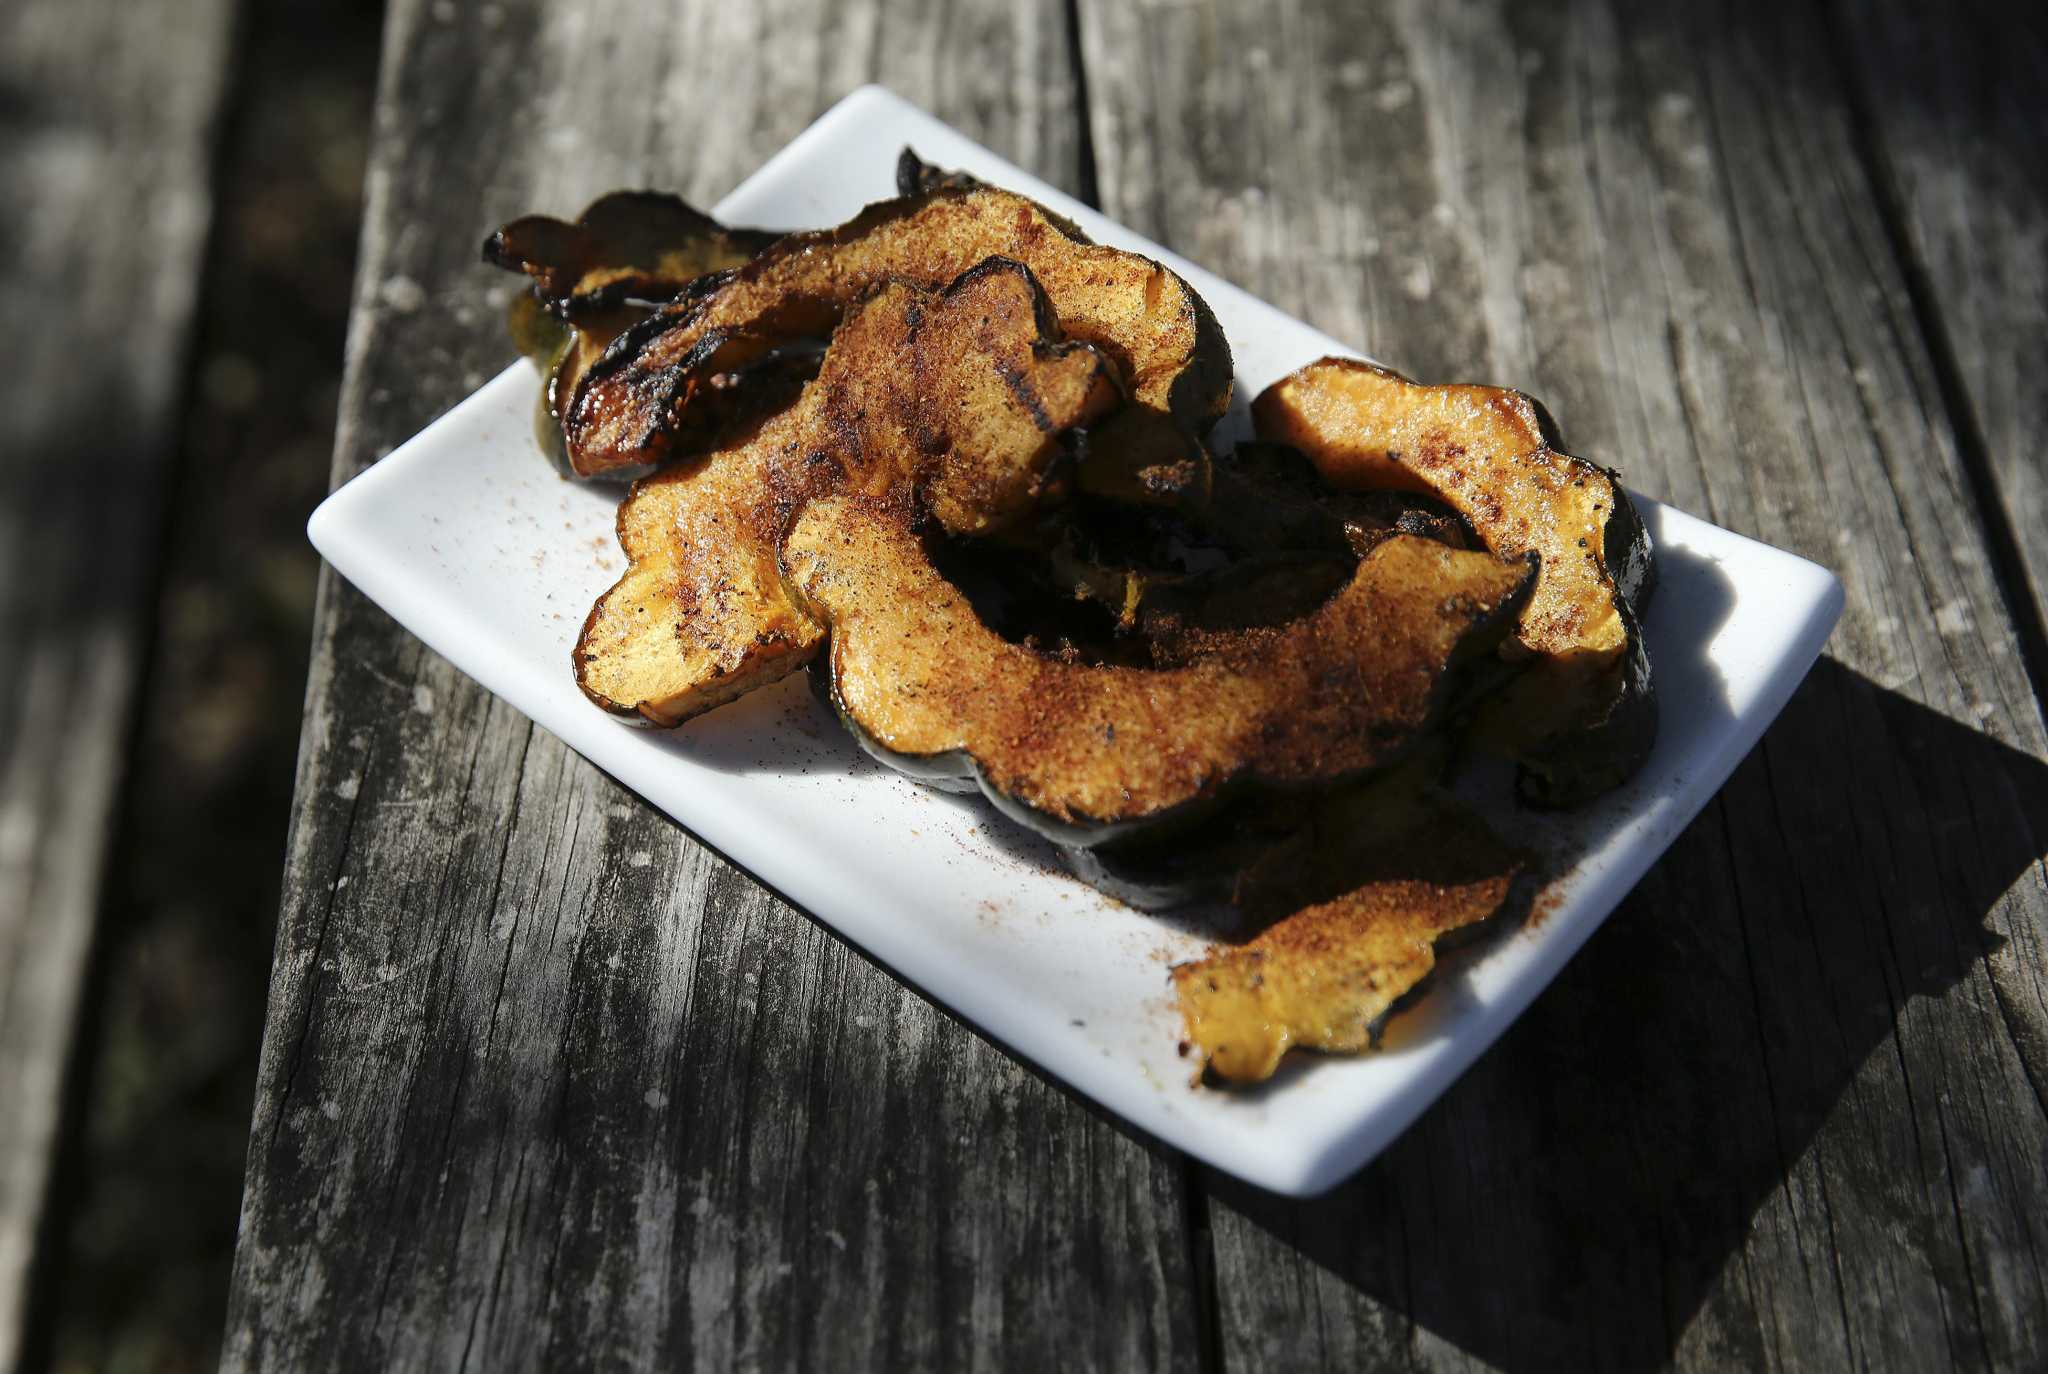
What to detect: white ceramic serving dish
<box><xmin>308</xmin><ymin>86</ymin><xmax>1843</xmax><ymax>1195</ymax></box>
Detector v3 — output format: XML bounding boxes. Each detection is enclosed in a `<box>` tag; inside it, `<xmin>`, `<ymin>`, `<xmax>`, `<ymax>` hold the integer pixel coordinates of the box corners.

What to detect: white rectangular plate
<box><xmin>309</xmin><ymin>87</ymin><xmax>1843</xmax><ymax>1196</ymax></box>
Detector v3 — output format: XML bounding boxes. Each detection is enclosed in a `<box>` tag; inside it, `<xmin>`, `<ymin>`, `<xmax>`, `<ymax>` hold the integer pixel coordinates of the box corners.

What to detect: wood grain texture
<box><xmin>1078</xmin><ymin>0</ymin><xmax>2048</xmax><ymax>1368</ymax></box>
<box><xmin>221</xmin><ymin>2</ymin><xmax>1201</xmax><ymax>1369</ymax></box>
<box><xmin>0</xmin><ymin>0</ymin><xmax>236</xmax><ymax>1365</ymax></box>
<box><xmin>1832</xmin><ymin>0</ymin><xmax>2048</xmax><ymax>663</ymax></box>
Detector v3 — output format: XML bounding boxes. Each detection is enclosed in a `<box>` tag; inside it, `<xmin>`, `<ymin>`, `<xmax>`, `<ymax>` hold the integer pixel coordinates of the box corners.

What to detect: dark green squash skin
<box><xmin>809</xmin><ymin>657</ymin><xmax>1235</xmax><ymax>849</ymax></box>
<box><xmin>488</xmin><ymin>193</ymin><xmax>781</xmax><ymax>482</ymax></box>
<box><xmin>1517</xmin><ymin>588</ymin><xmax>1656</xmax><ymax>807</ymax></box>
<box><xmin>806</xmin><ymin>658</ymin><xmax>977</xmax><ymax>794</ymax></box>
<box><xmin>1605</xmin><ymin>473</ymin><xmax>1658</xmax><ymax>613</ymax></box>
<box><xmin>1515</xmin><ymin>472</ymin><xmax>1658</xmax><ymax>808</ymax></box>
<box><xmin>895</xmin><ymin>147</ymin><xmax>984</xmax><ymax>199</ymax></box>
<box><xmin>1062</xmin><ymin>746</ymin><xmax>1486</xmax><ymax>914</ymax></box>
<box><xmin>1059</xmin><ymin>828</ymin><xmax>1243</xmax><ymax>910</ymax></box>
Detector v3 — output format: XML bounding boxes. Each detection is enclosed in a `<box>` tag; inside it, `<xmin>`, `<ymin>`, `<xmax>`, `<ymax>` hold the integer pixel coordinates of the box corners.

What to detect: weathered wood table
<box><xmin>219</xmin><ymin>0</ymin><xmax>2047</xmax><ymax>1367</ymax></box>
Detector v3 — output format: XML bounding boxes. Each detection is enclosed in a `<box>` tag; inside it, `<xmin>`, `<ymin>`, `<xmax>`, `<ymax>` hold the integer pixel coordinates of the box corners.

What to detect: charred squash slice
<box><xmin>785</xmin><ymin>499</ymin><xmax>1535</xmax><ymax>846</ymax></box>
<box><xmin>564</xmin><ymin>160</ymin><xmax>1230</xmax><ymax>481</ymax></box>
<box><xmin>503</xmin><ymin>296</ymin><xmax>818</xmax><ymax>484</ymax></box>
<box><xmin>575</xmin><ymin>258</ymin><xmax>1120</xmax><ymax>725</ymax></box>
<box><xmin>1060</xmin><ymin>739</ymin><xmax>1451</xmax><ymax>912</ymax></box>
<box><xmin>1252</xmin><ymin>358</ymin><xmax>1656</xmax><ymax>804</ymax></box>
<box><xmin>488</xmin><ymin>193</ymin><xmax>783</xmax><ymax>479</ymax></box>
<box><xmin>1172</xmin><ymin>793</ymin><xmax>1531</xmax><ymax>1082</ymax></box>
<box><xmin>895</xmin><ymin>148</ymin><xmax>984</xmax><ymax>199</ymax></box>
<box><xmin>484</xmin><ymin>190</ymin><xmax>777</xmax><ymax>316</ymax></box>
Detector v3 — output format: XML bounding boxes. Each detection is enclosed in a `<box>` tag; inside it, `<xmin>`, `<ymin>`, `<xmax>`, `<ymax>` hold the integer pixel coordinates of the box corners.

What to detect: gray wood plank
<box><xmin>0</xmin><ymin>0</ymin><xmax>237</xmax><ymax>1366</ymax></box>
<box><xmin>221</xmin><ymin>2</ymin><xmax>1201</xmax><ymax>1369</ymax></box>
<box><xmin>1078</xmin><ymin>0</ymin><xmax>2048</xmax><ymax>1368</ymax></box>
<box><xmin>1833</xmin><ymin>0</ymin><xmax>2048</xmax><ymax>678</ymax></box>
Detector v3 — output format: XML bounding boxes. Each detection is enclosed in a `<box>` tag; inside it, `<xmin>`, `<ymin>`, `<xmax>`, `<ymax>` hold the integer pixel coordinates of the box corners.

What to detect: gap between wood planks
<box><xmin>16</xmin><ymin>0</ymin><xmax>382</xmax><ymax>1365</ymax></box>
<box><xmin>9</xmin><ymin>4</ymin><xmax>256</xmax><ymax>1367</ymax></box>
<box><xmin>1060</xmin><ymin>0</ymin><xmax>1224</xmax><ymax>1364</ymax></box>
<box><xmin>1819</xmin><ymin>0</ymin><xmax>2048</xmax><ymax>731</ymax></box>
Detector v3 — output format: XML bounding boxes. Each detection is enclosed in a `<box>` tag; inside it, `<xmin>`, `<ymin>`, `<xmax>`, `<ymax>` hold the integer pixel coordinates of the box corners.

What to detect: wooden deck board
<box><xmin>0</xmin><ymin>0</ymin><xmax>238</xmax><ymax>1365</ymax></box>
<box><xmin>1077</xmin><ymin>0</ymin><xmax>2047</xmax><ymax>1367</ymax></box>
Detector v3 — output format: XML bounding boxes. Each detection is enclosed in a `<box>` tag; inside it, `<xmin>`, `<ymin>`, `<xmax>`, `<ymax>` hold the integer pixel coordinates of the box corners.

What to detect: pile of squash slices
<box><xmin>486</xmin><ymin>152</ymin><xmax>1657</xmax><ymax>1085</ymax></box>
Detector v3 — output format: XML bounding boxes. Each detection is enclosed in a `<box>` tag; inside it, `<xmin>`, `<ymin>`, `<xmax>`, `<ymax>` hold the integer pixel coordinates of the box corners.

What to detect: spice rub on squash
<box><xmin>786</xmin><ymin>497</ymin><xmax>1535</xmax><ymax>846</ymax></box>
<box><xmin>1253</xmin><ymin>358</ymin><xmax>1656</xmax><ymax>804</ymax></box>
<box><xmin>563</xmin><ymin>162</ymin><xmax>1230</xmax><ymax>479</ymax></box>
<box><xmin>575</xmin><ymin>257</ymin><xmax>1120</xmax><ymax>725</ymax></box>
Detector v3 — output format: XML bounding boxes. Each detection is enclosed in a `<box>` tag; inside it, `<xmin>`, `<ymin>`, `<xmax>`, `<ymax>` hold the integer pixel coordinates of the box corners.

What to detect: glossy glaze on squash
<box><xmin>488</xmin><ymin>193</ymin><xmax>783</xmax><ymax>479</ymax></box>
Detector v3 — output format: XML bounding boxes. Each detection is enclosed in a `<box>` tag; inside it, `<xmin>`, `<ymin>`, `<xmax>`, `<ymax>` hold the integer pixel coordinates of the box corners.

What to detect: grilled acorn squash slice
<box><xmin>575</xmin><ymin>257</ymin><xmax>1120</xmax><ymax>725</ymax></box>
<box><xmin>564</xmin><ymin>161</ymin><xmax>1230</xmax><ymax>480</ymax></box>
<box><xmin>1058</xmin><ymin>742</ymin><xmax>1530</xmax><ymax>1078</ymax></box>
<box><xmin>1172</xmin><ymin>790</ymin><xmax>1531</xmax><ymax>1082</ymax></box>
<box><xmin>484</xmin><ymin>190</ymin><xmax>777</xmax><ymax>316</ymax></box>
<box><xmin>488</xmin><ymin>193</ymin><xmax>783</xmax><ymax>479</ymax></box>
<box><xmin>1253</xmin><ymin>358</ymin><xmax>1656</xmax><ymax>804</ymax></box>
<box><xmin>785</xmin><ymin>498</ymin><xmax>1535</xmax><ymax>846</ymax></box>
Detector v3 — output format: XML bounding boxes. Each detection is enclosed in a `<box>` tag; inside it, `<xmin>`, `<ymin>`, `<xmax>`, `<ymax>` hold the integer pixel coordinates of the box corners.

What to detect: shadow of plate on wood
<box><xmin>1203</xmin><ymin>657</ymin><xmax>2042</xmax><ymax>1368</ymax></box>
<box><xmin>305</xmin><ymin>86</ymin><xmax>1843</xmax><ymax>1196</ymax></box>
